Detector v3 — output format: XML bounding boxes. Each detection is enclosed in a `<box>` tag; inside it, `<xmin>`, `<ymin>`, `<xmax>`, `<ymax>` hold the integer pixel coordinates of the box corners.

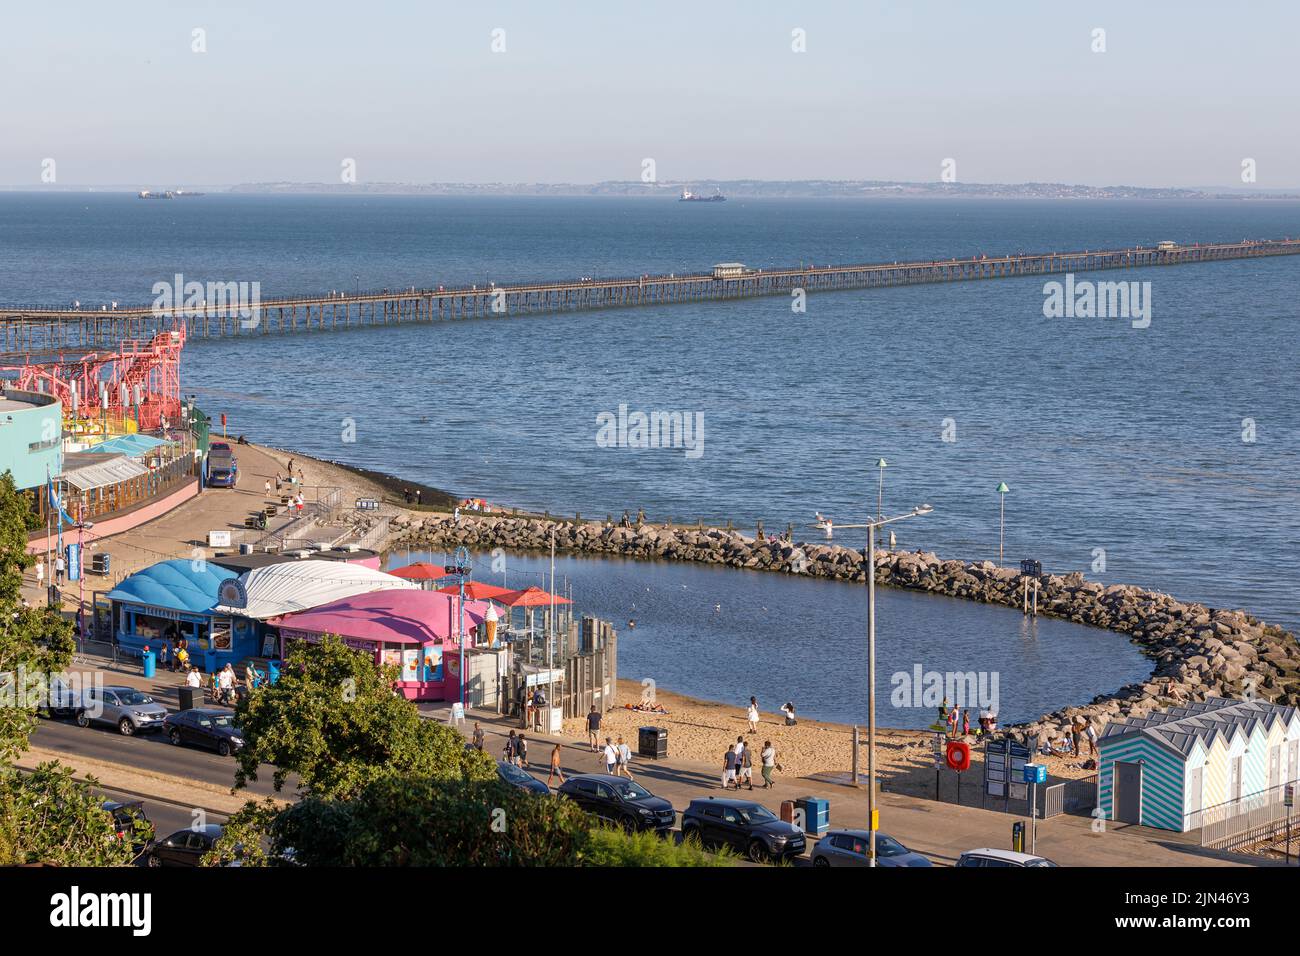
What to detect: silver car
<box><xmin>810</xmin><ymin>829</ymin><xmax>933</xmax><ymax>867</ymax></box>
<box><xmin>76</xmin><ymin>685</ymin><xmax>168</xmax><ymax>736</ymax></box>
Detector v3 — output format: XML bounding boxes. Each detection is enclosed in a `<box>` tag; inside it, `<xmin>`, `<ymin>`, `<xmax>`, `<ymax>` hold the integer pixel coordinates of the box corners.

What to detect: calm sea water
<box><xmin>1</xmin><ymin>193</ymin><xmax>1296</xmax><ymax>719</ymax></box>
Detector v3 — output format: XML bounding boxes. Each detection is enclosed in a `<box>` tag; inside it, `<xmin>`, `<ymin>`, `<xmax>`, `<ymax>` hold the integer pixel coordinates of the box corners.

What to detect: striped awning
<box><xmin>60</xmin><ymin>454</ymin><xmax>150</xmax><ymax>492</ymax></box>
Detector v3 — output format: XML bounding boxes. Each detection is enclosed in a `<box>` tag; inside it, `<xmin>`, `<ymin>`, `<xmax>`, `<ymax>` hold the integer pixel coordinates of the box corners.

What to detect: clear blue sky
<box><xmin>2</xmin><ymin>0</ymin><xmax>1296</xmax><ymax>188</ymax></box>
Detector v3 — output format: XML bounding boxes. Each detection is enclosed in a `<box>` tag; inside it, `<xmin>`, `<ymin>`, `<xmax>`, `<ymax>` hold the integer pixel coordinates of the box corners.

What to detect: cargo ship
<box><xmin>679</xmin><ymin>188</ymin><xmax>726</xmax><ymax>202</ymax></box>
<box><xmin>138</xmin><ymin>189</ymin><xmax>205</xmax><ymax>199</ymax></box>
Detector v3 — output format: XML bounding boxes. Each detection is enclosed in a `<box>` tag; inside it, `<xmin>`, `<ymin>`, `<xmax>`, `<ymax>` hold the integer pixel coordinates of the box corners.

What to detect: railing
<box><xmin>1040</xmin><ymin>774</ymin><xmax>1097</xmax><ymax>819</ymax></box>
<box><xmin>1197</xmin><ymin>781</ymin><xmax>1298</xmax><ymax>847</ymax></box>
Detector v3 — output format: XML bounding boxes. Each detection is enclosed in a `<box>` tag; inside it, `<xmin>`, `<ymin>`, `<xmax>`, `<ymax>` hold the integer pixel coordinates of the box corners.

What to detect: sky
<box><xmin>1</xmin><ymin>0</ymin><xmax>1297</xmax><ymax>188</ymax></box>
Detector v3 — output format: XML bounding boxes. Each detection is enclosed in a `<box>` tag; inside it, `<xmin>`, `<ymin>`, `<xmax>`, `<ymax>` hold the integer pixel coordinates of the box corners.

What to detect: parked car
<box><xmin>102</xmin><ymin>800</ymin><xmax>154</xmax><ymax>857</ymax></box>
<box><xmin>496</xmin><ymin>759</ymin><xmax>550</xmax><ymax>795</ymax></box>
<box><xmin>145</xmin><ymin>824</ymin><xmax>227</xmax><ymax>867</ymax></box>
<box><xmin>164</xmin><ymin>708</ymin><xmax>245</xmax><ymax>756</ymax></box>
<box><xmin>557</xmin><ymin>774</ymin><xmax>676</xmax><ymax>834</ymax></box>
<box><xmin>76</xmin><ymin>685</ymin><xmax>168</xmax><ymax>736</ymax></box>
<box><xmin>955</xmin><ymin>847</ymin><xmax>1058</xmax><ymax>868</ymax></box>
<box><xmin>810</xmin><ymin>829</ymin><xmax>932</xmax><ymax>867</ymax></box>
<box><xmin>680</xmin><ymin>797</ymin><xmax>806</xmax><ymax>863</ymax></box>
<box><xmin>40</xmin><ymin>675</ymin><xmax>81</xmax><ymax>718</ymax></box>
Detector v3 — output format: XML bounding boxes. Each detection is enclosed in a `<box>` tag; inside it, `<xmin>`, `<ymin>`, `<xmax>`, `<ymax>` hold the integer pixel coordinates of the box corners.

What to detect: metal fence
<box><xmin>1197</xmin><ymin>782</ymin><xmax>1297</xmax><ymax>848</ymax></box>
<box><xmin>1041</xmin><ymin>774</ymin><xmax>1098</xmax><ymax>819</ymax></box>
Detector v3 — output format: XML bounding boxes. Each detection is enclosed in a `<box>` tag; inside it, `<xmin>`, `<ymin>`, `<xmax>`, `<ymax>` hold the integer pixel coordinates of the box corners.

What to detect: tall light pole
<box><xmin>875</xmin><ymin>458</ymin><xmax>888</xmax><ymax>520</ymax></box>
<box><xmin>996</xmin><ymin>482</ymin><xmax>1010</xmax><ymax>567</ymax></box>
<box><xmin>451</xmin><ymin>546</ymin><xmax>472</xmax><ymax>708</ymax></box>
<box><xmin>811</xmin><ymin>501</ymin><xmax>933</xmax><ymax>866</ymax></box>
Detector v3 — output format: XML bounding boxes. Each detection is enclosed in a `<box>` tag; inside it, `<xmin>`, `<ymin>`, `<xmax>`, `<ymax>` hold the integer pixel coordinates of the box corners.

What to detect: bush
<box><xmin>580</xmin><ymin>827</ymin><xmax>732</xmax><ymax>867</ymax></box>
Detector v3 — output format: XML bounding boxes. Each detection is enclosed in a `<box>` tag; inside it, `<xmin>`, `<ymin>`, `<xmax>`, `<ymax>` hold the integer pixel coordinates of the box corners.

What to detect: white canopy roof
<box><xmin>61</xmin><ymin>454</ymin><xmax>150</xmax><ymax>492</ymax></box>
<box><xmin>214</xmin><ymin>559</ymin><xmax>418</xmax><ymax>620</ymax></box>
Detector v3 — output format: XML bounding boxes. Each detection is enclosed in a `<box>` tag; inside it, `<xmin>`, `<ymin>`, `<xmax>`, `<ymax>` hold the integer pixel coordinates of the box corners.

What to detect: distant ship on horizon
<box><xmin>679</xmin><ymin>188</ymin><xmax>726</xmax><ymax>203</ymax></box>
<box><xmin>138</xmin><ymin>189</ymin><xmax>205</xmax><ymax>199</ymax></box>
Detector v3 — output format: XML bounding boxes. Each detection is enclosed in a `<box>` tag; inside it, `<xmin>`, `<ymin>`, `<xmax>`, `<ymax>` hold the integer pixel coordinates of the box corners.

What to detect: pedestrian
<box><xmin>739</xmin><ymin>739</ymin><xmax>754</xmax><ymax>790</ymax></box>
<box><xmin>747</xmin><ymin>696</ymin><xmax>760</xmax><ymax>733</ymax></box>
<box><xmin>761</xmin><ymin>740</ymin><xmax>777</xmax><ymax>788</ymax></box>
<box><xmin>505</xmin><ymin>730</ymin><xmax>518</xmax><ymax>764</ymax></box>
<box><xmin>586</xmin><ymin>705</ymin><xmax>602</xmax><ymax>751</ymax></box>
<box><xmin>617</xmin><ymin>735</ymin><xmax>633</xmax><ymax>779</ymax></box>
<box><xmin>734</xmin><ymin>735</ymin><xmax>746</xmax><ymax>768</ymax></box>
<box><xmin>287</xmin><ymin>457</ymin><xmax>295</xmax><ymax>476</ymax></box>
<box><xmin>185</xmin><ymin>665</ymin><xmax>202</xmax><ymax>689</ymax></box>
<box><xmin>603</xmin><ymin>737</ymin><xmax>618</xmax><ymax>775</ymax></box>
<box><xmin>1084</xmin><ymin>719</ymin><xmax>1098</xmax><ymax>757</ymax></box>
<box><xmin>722</xmin><ymin>744</ymin><xmax>738</xmax><ymax>789</ymax></box>
<box><xmin>548</xmin><ymin>742</ymin><xmax>566</xmax><ymax>786</ymax></box>
<box><xmin>516</xmin><ymin>732</ymin><xmax>528</xmax><ymax>768</ymax></box>
<box><xmin>1070</xmin><ymin>717</ymin><xmax>1084</xmax><ymax>758</ymax></box>
<box><xmin>158</xmin><ymin>641</ymin><xmax>170</xmax><ymax>671</ymax></box>
<box><xmin>472</xmin><ymin>721</ymin><xmax>485</xmax><ymax>751</ymax></box>
<box><xmin>264</xmin><ymin>478</ymin><xmax>271</xmax><ymax>498</ymax></box>
<box><xmin>34</xmin><ymin>559</ymin><xmax>43</xmax><ymax>589</ymax></box>
<box><xmin>532</xmin><ymin>687</ymin><xmax>547</xmax><ymax>732</ymax></box>
<box><xmin>780</xmin><ymin>701</ymin><xmax>797</xmax><ymax>726</ymax></box>
<box><xmin>55</xmin><ymin>553</ymin><xmax>65</xmax><ymax>585</ymax></box>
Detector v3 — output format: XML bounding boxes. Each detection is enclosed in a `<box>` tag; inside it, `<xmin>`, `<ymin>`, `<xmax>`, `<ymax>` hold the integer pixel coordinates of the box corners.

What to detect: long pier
<box><xmin>2</xmin><ymin>238</ymin><xmax>1297</xmax><ymax>358</ymax></box>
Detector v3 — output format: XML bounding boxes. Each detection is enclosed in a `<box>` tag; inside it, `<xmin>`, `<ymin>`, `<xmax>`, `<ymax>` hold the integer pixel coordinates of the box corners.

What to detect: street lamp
<box><xmin>996</xmin><ymin>482</ymin><xmax>1010</xmax><ymax>567</ymax></box>
<box><xmin>810</xmin><ymin>501</ymin><xmax>933</xmax><ymax>866</ymax></box>
<box><xmin>450</xmin><ymin>546</ymin><xmax>472</xmax><ymax>710</ymax></box>
<box><xmin>875</xmin><ymin>458</ymin><xmax>888</xmax><ymax>520</ymax></box>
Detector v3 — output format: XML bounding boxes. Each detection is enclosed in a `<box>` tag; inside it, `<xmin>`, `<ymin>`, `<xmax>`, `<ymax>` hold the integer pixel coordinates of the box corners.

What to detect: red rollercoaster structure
<box><xmin>1</xmin><ymin>325</ymin><xmax>185</xmax><ymax>432</ymax></box>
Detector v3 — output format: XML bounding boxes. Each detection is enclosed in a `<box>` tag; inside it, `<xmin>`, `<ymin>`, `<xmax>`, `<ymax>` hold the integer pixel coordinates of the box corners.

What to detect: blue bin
<box><xmin>204</xmin><ymin>651</ymin><xmax>218</xmax><ymax>673</ymax></box>
<box><xmin>795</xmin><ymin>796</ymin><xmax>830</xmax><ymax>835</ymax></box>
<box><xmin>267</xmin><ymin>661</ymin><xmax>281</xmax><ymax>684</ymax></box>
<box><xmin>141</xmin><ymin>651</ymin><xmax>156</xmax><ymax>679</ymax></box>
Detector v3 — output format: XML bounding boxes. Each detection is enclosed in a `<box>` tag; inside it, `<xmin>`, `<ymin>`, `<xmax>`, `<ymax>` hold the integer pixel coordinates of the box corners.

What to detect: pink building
<box><xmin>270</xmin><ymin>589</ymin><xmax>490</xmax><ymax>701</ymax></box>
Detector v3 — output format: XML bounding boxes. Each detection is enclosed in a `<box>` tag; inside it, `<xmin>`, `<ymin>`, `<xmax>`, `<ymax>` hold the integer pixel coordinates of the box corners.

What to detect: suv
<box><xmin>956</xmin><ymin>847</ymin><xmax>1058</xmax><ymax>868</ymax></box>
<box><xmin>681</xmin><ymin>797</ymin><xmax>806</xmax><ymax>863</ymax></box>
<box><xmin>76</xmin><ymin>685</ymin><xmax>168</xmax><ymax>736</ymax></box>
<box><xmin>557</xmin><ymin>774</ymin><xmax>675</xmax><ymax>834</ymax></box>
<box><xmin>146</xmin><ymin>824</ymin><xmax>228</xmax><ymax>867</ymax></box>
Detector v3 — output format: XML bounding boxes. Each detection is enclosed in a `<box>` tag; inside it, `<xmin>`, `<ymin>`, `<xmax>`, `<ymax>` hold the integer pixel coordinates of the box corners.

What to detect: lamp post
<box><xmin>875</xmin><ymin>458</ymin><xmax>888</xmax><ymax>520</ymax></box>
<box><xmin>810</xmin><ymin>501</ymin><xmax>933</xmax><ymax>866</ymax></box>
<box><xmin>451</xmin><ymin>546</ymin><xmax>472</xmax><ymax>707</ymax></box>
<box><xmin>996</xmin><ymin>482</ymin><xmax>1010</xmax><ymax>567</ymax></box>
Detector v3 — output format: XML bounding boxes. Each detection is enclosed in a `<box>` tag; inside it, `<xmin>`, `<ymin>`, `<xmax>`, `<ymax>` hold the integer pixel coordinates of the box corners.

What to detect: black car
<box><xmin>163</xmin><ymin>708</ymin><xmax>245</xmax><ymax>756</ymax></box>
<box><xmin>681</xmin><ymin>797</ymin><xmax>806</xmax><ymax>863</ymax></box>
<box><xmin>146</xmin><ymin>824</ymin><xmax>226</xmax><ymax>867</ymax></box>
<box><xmin>496</xmin><ymin>759</ymin><xmax>550</xmax><ymax>795</ymax></box>
<box><xmin>557</xmin><ymin>774</ymin><xmax>676</xmax><ymax>834</ymax></box>
<box><xmin>102</xmin><ymin>800</ymin><xmax>154</xmax><ymax>857</ymax></box>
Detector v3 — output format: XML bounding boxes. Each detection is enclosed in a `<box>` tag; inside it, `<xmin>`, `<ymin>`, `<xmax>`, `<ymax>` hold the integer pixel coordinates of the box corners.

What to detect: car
<box><xmin>145</xmin><ymin>824</ymin><xmax>227</xmax><ymax>867</ymax></box>
<box><xmin>556</xmin><ymin>774</ymin><xmax>676</xmax><ymax>834</ymax></box>
<box><xmin>955</xmin><ymin>847</ymin><xmax>1059</xmax><ymax>868</ymax></box>
<box><xmin>810</xmin><ymin>829</ymin><xmax>932</xmax><ymax>867</ymax></box>
<box><xmin>496</xmin><ymin>759</ymin><xmax>550</xmax><ymax>795</ymax></box>
<box><xmin>102</xmin><ymin>800</ymin><xmax>154</xmax><ymax>857</ymax></box>
<box><xmin>680</xmin><ymin>797</ymin><xmax>806</xmax><ymax>863</ymax></box>
<box><xmin>75</xmin><ymin>685</ymin><xmax>168</xmax><ymax>736</ymax></box>
<box><xmin>40</xmin><ymin>675</ymin><xmax>81</xmax><ymax>718</ymax></box>
<box><xmin>164</xmin><ymin>708</ymin><xmax>245</xmax><ymax>756</ymax></box>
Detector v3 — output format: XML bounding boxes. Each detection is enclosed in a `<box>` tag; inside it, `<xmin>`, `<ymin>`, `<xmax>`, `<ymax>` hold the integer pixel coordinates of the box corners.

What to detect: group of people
<box><xmin>599</xmin><ymin>735</ymin><xmax>636</xmax><ymax>779</ymax></box>
<box><xmin>722</xmin><ymin>736</ymin><xmax>780</xmax><ymax>790</ymax></box>
<box><xmin>174</xmin><ymin>661</ymin><xmax>264</xmax><ymax>705</ymax></box>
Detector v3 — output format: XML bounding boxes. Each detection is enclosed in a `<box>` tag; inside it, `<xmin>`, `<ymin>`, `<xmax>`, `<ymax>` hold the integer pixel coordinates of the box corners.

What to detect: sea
<box><xmin>2</xmin><ymin>192</ymin><xmax>1297</xmax><ymax>725</ymax></box>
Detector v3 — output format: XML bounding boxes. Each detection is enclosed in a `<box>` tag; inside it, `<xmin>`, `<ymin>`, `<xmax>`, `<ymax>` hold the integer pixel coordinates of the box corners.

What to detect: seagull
<box><xmin>814</xmin><ymin>512</ymin><xmax>834</xmax><ymax>539</ymax></box>
<box><xmin>714</xmin><ymin>604</ymin><xmax>721</xmax><ymax>612</ymax></box>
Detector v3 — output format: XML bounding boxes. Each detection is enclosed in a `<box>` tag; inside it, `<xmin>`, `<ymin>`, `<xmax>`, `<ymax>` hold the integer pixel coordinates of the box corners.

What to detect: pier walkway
<box><xmin>3</xmin><ymin>237</ymin><xmax>1298</xmax><ymax>358</ymax></box>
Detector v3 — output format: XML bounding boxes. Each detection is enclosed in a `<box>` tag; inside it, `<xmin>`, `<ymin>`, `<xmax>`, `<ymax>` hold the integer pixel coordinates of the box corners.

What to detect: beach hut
<box><xmin>1097</xmin><ymin>698</ymin><xmax>1300</xmax><ymax>832</ymax></box>
<box><xmin>270</xmin><ymin>589</ymin><xmax>490</xmax><ymax>701</ymax></box>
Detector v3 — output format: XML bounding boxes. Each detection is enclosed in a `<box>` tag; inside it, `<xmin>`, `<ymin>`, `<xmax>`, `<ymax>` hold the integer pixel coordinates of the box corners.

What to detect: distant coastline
<box><xmin>6</xmin><ymin>180</ymin><xmax>1300</xmax><ymax>200</ymax></box>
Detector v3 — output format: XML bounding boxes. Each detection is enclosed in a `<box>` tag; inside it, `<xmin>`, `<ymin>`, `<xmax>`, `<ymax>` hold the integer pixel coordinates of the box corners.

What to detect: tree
<box><xmin>0</xmin><ymin>762</ymin><xmax>141</xmax><ymax>867</ymax></box>
<box><xmin>232</xmin><ymin>634</ymin><xmax>495</xmax><ymax>798</ymax></box>
<box><xmin>207</xmin><ymin>778</ymin><xmax>732</xmax><ymax>868</ymax></box>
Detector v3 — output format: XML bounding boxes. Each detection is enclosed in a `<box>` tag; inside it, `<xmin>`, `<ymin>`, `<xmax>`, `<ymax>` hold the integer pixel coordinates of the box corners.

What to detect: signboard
<box><xmin>1023</xmin><ymin>763</ymin><xmax>1047</xmax><ymax>786</ymax></box>
<box><xmin>355</xmin><ymin>498</ymin><xmax>379</xmax><ymax>511</ymax></box>
<box><xmin>525</xmin><ymin>668</ymin><xmax>565</xmax><ymax>687</ymax></box>
<box><xmin>984</xmin><ymin>738</ymin><xmax>1032</xmax><ymax>803</ymax></box>
<box><xmin>450</xmin><ymin>702</ymin><xmax>465</xmax><ymax>722</ymax></box>
<box><xmin>208</xmin><ymin>530</ymin><xmax>232</xmax><ymax>547</ymax></box>
<box><xmin>217</xmin><ymin>578</ymin><xmax>248</xmax><ymax>609</ymax></box>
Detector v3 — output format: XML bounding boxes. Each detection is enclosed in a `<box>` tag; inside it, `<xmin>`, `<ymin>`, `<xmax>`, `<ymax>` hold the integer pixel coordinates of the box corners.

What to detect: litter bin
<box><xmin>638</xmin><ymin>726</ymin><xmax>668</xmax><ymax>759</ymax></box>
<box><xmin>91</xmin><ymin>552</ymin><xmax>110</xmax><ymax>575</ymax></box>
<box><xmin>779</xmin><ymin>800</ymin><xmax>796</xmax><ymax>824</ymax></box>
<box><xmin>794</xmin><ymin>796</ymin><xmax>830</xmax><ymax>835</ymax></box>
<box><xmin>178</xmin><ymin>686</ymin><xmax>201</xmax><ymax>711</ymax></box>
<box><xmin>1011</xmin><ymin>821</ymin><xmax>1026</xmax><ymax>853</ymax></box>
<box><xmin>141</xmin><ymin>651</ymin><xmax>156</xmax><ymax>679</ymax></box>
<box><xmin>240</xmin><ymin>543</ymin><xmax>254</xmax><ymax>555</ymax></box>
<box><xmin>204</xmin><ymin>651</ymin><xmax>218</xmax><ymax>673</ymax></box>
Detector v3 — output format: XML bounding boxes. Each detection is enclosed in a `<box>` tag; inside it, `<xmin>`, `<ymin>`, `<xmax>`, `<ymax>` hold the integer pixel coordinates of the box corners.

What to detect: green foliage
<box><xmin>232</xmin><ymin>634</ymin><xmax>495</xmax><ymax>798</ymax></box>
<box><xmin>0</xmin><ymin>472</ymin><xmax>74</xmax><ymax>762</ymax></box>
<box><xmin>580</xmin><ymin>827</ymin><xmax>732</xmax><ymax>867</ymax></box>
<box><xmin>0</xmin><ymin>763</ymin><xmax>139</xmax><ymax>866</ymax></box>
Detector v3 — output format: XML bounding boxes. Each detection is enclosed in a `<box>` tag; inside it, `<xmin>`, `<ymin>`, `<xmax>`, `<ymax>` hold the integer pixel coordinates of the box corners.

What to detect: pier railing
<box><xmin>4</xmin><ymin>237</ymin><xmax>1298</xmax><ymax>356</ymax></box>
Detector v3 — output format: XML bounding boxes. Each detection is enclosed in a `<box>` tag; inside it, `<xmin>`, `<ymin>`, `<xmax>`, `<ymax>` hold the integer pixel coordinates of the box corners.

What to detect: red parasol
<box><xmin>390</xmin><ymin>561</ymin><xmax>453</xmax><ymax>581</ymax></box>
<box><xmin>496</xmin><ymin>585</ymin><xmax>572</xmax><ymax>608</ymax></box>
<box><xmin>435</xmin><ymin>580</ymin><xmax>520</xmax><ymax>601</ymax></box>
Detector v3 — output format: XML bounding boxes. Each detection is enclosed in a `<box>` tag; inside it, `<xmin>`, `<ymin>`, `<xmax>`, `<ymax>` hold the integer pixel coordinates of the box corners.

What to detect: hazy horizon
<box><xmin>3</xmin><ymin>1</ymin><xmax>1298</xmax><ymax>189</ymax></box>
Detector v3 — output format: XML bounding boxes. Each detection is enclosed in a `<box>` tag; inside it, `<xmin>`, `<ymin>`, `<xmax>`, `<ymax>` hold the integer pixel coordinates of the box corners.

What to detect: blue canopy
<box><xmin>86</xmin><ymin>434</ymin><xmax>167</xmax><ymax>458</ymax></box>
<box><xmin>106</xmin><ymin>559</ymin><xmax>236</xmax><ymax>615</ymax></box>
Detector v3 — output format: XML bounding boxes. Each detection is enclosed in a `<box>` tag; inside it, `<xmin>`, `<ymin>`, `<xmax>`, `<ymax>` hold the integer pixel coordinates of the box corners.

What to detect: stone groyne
<box><xmin>391</xmin><ymin>514</ymin><xmax>1300</xmax><ymax>738</ymax></box>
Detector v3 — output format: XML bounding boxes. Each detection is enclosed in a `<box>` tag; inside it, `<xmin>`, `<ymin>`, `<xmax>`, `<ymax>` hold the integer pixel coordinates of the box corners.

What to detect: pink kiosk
<box><xmin>270</xmin><ymin>589</ymin><xmax>490</xmax><ymax>701</ymax></box>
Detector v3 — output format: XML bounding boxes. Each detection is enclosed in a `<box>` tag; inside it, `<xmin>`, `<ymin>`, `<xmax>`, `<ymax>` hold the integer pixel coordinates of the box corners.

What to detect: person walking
<box><xmin>734</xmin><ymin>735</ymin><xmax>746</xmax><ymax>768</ymax></box>
<box><xmin>548</xmin><ymin>743</ymin><xmax>566</xmax><ymax>786</ymax></box>
<box><xmin>516</xmin><ymin>732</ymin><xmax>529</xmax><ymax>768</ymax></box>
<box><xmin>264</xmin><ymin>478</ymin><xmax>272</xmax><ymax>498</ymax></box>
<box><xmin>760</xmin><ymin>740</ymin><xmax>777</xmax><ymax>789</ymax></box>
<box><xmin>55</xmin><ymin>553</ymin><xmax>65</xmax><ymax>586</ymax></box>
<box><xmin>34</xmin><ymin>558</ymin><xmax>43</xmax><ymax>590</ymax></box>
<box><xmin>504</xmin><ymin>730</ymin><xmax>518</xmax><ymax>765</ymax></box>
<box><xmin>739</xmin><ymin>739</ymin><xmax>754</xmax><ymax>790</ymax></box>
<box><xmin>747</xmin><ymin>697</ymin><xmax>760</xmax><ymax>733</ymax></box>
<box><xmin>471</xmin><ymin>721</ymin><xmax>485</xmax><ymax>751</ymax></box>
<box><xmin>602</xmin><ymin>737</ymin><xmax>618</xmax><ymax>775</ymax></box>
<box><xmin>1070</xmin><ymin>717</ymin><xmax>1084</xmax><ymax>758</ymax></box>
<box><xmin>185</xmin><ymin>666</ymin><xmax>202</xmax><ymax>689</ymax></box>
<box><xmin>586</xmin><ymin>705</ymin><xmax>602</xmax><ymax>751</ymax></box>
<box><xmin>722</xmin><ymin>744</ymin><xmax>739</xmax><ymax>790</ymax></box>
<box><xmin>617</xmin><ymin>736</ymin><xmax>634</xmax><ymax>780</ymax></box>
